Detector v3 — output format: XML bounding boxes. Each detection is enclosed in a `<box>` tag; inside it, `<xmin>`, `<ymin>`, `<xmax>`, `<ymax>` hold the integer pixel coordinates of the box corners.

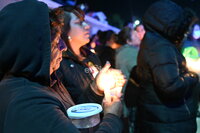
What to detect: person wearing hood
<box><xmin>133</xmin><ymin>0</ymin><xmax>199</xmax><ymax>133</ymax></box>
<box><xmin>0</xmin><ymin>1</ymin><xmax>125</xmax><ymax>133</ymax></box>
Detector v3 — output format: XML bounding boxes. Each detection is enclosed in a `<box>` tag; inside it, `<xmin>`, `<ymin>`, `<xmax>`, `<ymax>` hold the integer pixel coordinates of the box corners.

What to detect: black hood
<box><xmin>0</xmin><ymin>0</ymin><xmax>51</xmax><ymax>86</ymax></box>
<box><xmin>143</xmin><ymin>0</ymin><xmax>198</xmax><ymax>45</ymax></box>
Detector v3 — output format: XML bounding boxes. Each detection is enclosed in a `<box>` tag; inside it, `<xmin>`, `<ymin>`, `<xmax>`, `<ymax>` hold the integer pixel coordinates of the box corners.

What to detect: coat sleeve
<box><xmin>5</xmin><ymin>89</ymin><xmax>80</xmax><ymax>133</ymax></box>
<box><xmin>5</xmin><ymin>88</ymin><xmax>121</xmax><ymax>133</ymax></box>
<box><xmin>148</xmin><ymin>43</ymin><xmax>198</xmax><ymax>101</ymax></box>
<box><xmin>96</xmin><ymin>113</ymin><xmax>123</xmax><ymax>133</ymax></box>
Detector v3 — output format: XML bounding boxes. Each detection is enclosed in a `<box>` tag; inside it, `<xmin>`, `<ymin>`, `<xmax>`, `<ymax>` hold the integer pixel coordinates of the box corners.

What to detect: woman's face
<box><xmin>50</xmin><ymin>35</ymin><xmax>67</xmax><ymax>75</ymax></box>
<box><xmin>68</xmin><ymin>13</ymin><xmax>90</xmax><ymax>47</ymax></box>
<box><xmin>135</xmin><ymin>25</ymin><xmax>145</xmax><ymax>40</ymax></box>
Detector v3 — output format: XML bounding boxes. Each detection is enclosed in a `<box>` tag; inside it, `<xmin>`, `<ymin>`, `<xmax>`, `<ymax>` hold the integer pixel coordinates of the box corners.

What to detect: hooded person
<box><xmin>133</xmin><ymin>0</ymin><xmax>200</xmax><ymax>133</ymax></box>
<box><xmin>0</xmin><ymin>1</ymin><xmax>124</xmax><ymax>133</ymax></box>
<box><xmin>0</xmin><ymin>0</ymin><xmax>22</xmax><ymax>10</ymax></box>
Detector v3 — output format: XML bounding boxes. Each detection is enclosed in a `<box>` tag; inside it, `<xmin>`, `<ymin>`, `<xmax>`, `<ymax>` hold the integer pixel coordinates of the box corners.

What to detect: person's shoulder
<box><xmin>145</xmin><ymin>33</ymin><xmax>172</xmax><ymax>50</ymax></box>
<box><xmin>0</xmin><ymin>77</ymin><xmax>60</xmax><ymax>106</ymax></box>
<box><xmin>117</xmin><ymin>45</ymin><xmax>137</xmax><ymax>55</ymax></box>
<box><xmin>22</xmin><ymin>79</ymin><xmax>56</xmax><ymax>99</ymax></box>
<box><xmin>12</xmin><ymin>78</ymin><xmax>58</xmax><ymax>100</ymax></box>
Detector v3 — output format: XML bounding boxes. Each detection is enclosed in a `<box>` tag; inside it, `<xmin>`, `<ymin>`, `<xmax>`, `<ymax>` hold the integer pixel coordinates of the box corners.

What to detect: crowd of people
<box><xmin>0</xmin><ymin>0</ymin><xmax>200</xmax><ymax>133</ymax></box>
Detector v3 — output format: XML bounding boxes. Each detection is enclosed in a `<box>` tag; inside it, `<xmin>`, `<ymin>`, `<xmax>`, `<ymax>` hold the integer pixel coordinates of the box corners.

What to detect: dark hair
<box><xmin>49</xmin><ymin>8</ymin><xmax>64</xmax><ymax>46</ymax></box>
<box><xmin>134</xmin><ymin>22</ymin><xmax>144</xmax><ymax>30</ymax></box>
<box><xmin>117</xmin><ymin>27</ymin><xmax>133</xmax><ymax>45</ymax></box>
<box><xmin>58</xmin><ymin>6</ymin><xmax>85</xmax><ymax>55</ymax></box>
<box><xmin>98</xmin><ymin>30</ymin><xmax>115</xmax><ymax>46</ymax></box>
<box><xmin>61</xmin><ymin>6</ymin><xmax>85</xmax><ymax>21</ymax></box>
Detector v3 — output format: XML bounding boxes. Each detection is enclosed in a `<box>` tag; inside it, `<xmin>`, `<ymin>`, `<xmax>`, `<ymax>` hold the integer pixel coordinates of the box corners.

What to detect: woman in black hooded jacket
<box><xmin>134</xmin><ymin>0</ymin><xmax>200</xmax><ymax>133</ymax></box>
<box><xmin>0</xmin><ymin>1</ymin><xmax>124</xmax><ymax>133</ymax></box>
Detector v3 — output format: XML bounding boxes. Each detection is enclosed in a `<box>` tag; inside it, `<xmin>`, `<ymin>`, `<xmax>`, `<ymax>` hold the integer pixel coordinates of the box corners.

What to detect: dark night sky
<box><xmin>77</xmin><ymin>0</ymin><xmax>200</xmax><ymax>27</ymax></box>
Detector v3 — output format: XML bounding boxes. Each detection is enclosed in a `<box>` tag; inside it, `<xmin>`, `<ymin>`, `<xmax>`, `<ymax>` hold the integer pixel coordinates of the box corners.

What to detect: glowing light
<box><xmin>186</xmin><ymin>58</ymin><xmax>200</xmax><ymax>73</ymax></box>
<box><xmin>134</xmin><ymin>20</ymin><xmax>140</xmax><ymax>25</ymax></box>
<box><xmin>102</xmin><ymin>73</ymin><xmax>115</xmax><ymax>103</ymax></box>
<box><xmin>133</xmin><ymin>20</ymin><xmax>140</xmax><ymax>28</ymax></box>
<box><xmin>100</xmin><ymin>72</ymin><xmax>123</xmax><ymax>103</ymax></box>
<box><xmin>192</xmin><ymin>24</ymin><xmax>200</xmax><ymax>40</ymax></box>
<box><xmin>182</xmin><ymin>46</ymin><xmax>200</xmax><ymax>73</ymax></box>
<box><xmin>182</xmin><ymin>46</ymin><xmax>199</xmax><ymax>59</ymax></box>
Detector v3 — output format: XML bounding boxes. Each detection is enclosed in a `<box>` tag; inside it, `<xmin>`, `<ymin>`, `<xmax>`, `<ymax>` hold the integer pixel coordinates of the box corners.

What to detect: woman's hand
<box><xmin>103</xmin><ymin>91</ymin><xmax>122</xmax><ymax>117</ymax></box>
<box><xmin>94</xmin><ymin>62</ymin><xmax>126</xmax><ymax>95</ymax></box>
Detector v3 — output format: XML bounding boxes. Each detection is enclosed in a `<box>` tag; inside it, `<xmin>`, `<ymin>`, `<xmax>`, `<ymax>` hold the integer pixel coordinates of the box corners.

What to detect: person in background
<box><xmin>0</xmin><ymin>1</ymin><xmax>125</xmax><ymax>133</ymax></box>
<box><xmin>96</xmin><ymin>30</ymin><xmax>120</xmax><ymax>68</ymax></box>
<box><xmin>115</xmin><ymin>27</ymin><xmax>141</xmax><ymax>133</ymax></box>
<box><xmin>116</xmin><ymin>27</ymin><xmax>140</xmax><ymax>79</ymax></box>
<box><xmin>86</xmin><ymin>34</ymin><xmax>98</xmax><ymax>53</ymax></box>
<box><xmin>121</xmin><ymin>21</ymin><xmax>145</xmax><ymax>133</ymax></box>
<box><xmin>181</xmin><ymin>25</ymin><xmax>200</xmax><ymax>73</ymax></box>
<box><xmin>134</xmin><ymin>23</ymin><xmax>146</xmax><ymax>41</ymax></box>
<box><xmin>182</xmin><ymin>24</ymin><xmax>200</xmax><ymax>59</ymax></box>
<box><xmin>134</xmin><ymin>0</ymin><xmax>199</xmax><ymax>132</ymax></box>
<box><xmin>57</xmin><ymin>6</ymin><xmax>125</xmax><ymax>105</ymax></box>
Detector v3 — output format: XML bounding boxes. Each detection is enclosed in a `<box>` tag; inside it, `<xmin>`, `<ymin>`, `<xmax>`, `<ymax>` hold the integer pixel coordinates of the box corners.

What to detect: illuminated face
<box><xmin>68</xmin><ymin>13</ymin><xmax>90</xmax><ymax>47</ymax></box>
<box><xmin>50</xmin><ymin>36</ymin><xmax>67</xmax><ymax>75</ymax></box>
<box><xmin>135</xmin><ymin>25</ymin><xmax>145</xmax><ymax>40</ymax></box>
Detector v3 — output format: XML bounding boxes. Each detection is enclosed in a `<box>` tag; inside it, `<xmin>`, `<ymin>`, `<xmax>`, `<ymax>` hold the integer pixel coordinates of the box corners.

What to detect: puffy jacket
<box><xmin>135</xmin><ymin>0</ymin><xmax>199</xmax><ymax>133</ymax></box>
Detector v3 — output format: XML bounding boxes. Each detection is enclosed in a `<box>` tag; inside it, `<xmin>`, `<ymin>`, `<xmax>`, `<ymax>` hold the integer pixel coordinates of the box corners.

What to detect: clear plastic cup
<box><xmin>67</xmin><ymin>103</ymin><xmax>102</xmax><ymax>129</ymax></box>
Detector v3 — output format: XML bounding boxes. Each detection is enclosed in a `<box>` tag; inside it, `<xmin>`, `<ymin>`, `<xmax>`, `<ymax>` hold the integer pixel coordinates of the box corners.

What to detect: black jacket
<box><xmin>57</xmin><ymin>48</ymin><xmax>103</xmax><ymax>104</ymax></box>
<box><xmin>0</xmin><ymin>1</ymin><xmax>122</xmax><ymax>133</ymax></box>
<box><xmin>135</xmin><ymin>0</ymin><xmax>199</xmax><ymax>133</ymax></box>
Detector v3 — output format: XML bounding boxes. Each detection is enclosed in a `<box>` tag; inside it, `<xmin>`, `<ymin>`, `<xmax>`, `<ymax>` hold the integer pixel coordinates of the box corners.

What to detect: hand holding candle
<box><xmin>95</xmin><ymin>62</ymin><xmax>126</xmax><ymax>97</ymax></box>
<box><xmin>103</xmin><ymin>69</ymin><xmax>125</xmax><ymax>103</ymax></box>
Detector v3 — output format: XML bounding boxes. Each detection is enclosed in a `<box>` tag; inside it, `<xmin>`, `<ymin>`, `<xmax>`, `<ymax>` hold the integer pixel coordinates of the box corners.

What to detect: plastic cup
<box><xmin>67</xmin><ymin>103</ymin><xmax>102</xmax><ymax>129</ymax></box>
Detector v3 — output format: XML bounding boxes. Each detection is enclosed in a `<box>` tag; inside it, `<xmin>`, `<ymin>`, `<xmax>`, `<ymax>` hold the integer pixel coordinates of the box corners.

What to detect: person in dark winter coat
<box><xmin>0</xmin><ymin>1</ymin><xmax>124</xmax><ymax>133</ymax></box>
<box><xmin>133</xmin><ymin>0</ymin><xmax>200</xmax><ymax>133</ymax></box>
<box><xmin>57</xmin><ymin>6</ymin><xmax>125</xmax><ymax>104</ymax></box>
